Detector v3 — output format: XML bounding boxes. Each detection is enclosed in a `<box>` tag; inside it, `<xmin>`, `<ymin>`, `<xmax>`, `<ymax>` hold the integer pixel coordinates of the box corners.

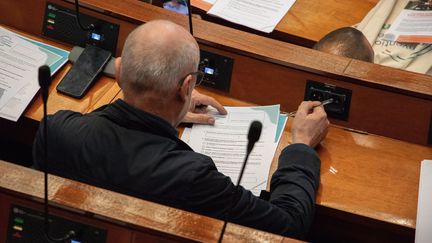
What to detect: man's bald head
<box><xmin>313</xmin><ymin>27</ymin><xmax>374</xmax><ymax>63</ymax></box>
<box><xmin>119</xmin><ymin>20</ymin><xmax>200</xmax><ymax>96</ymax></box>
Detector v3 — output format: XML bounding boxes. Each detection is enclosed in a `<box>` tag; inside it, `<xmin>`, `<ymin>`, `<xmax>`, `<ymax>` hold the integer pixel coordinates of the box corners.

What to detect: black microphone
<box><xmin>218</xmin><ymin>121</ymin><xmax>262</xmax><ymax>243</ymax></box>
<box><xmin>239</xmin><ymin>121</ymin><xmax>262</xmax><ymax>186</ymax></box>
<box><xmin>246</xmin><ymin>121</ymin><xmax>262</xmax><ymax>155</ymax></box>
<box><xmin>39</xmin><ymin>66</ymin><xmax>76</xmax><ymax>242</ymax></box>
<box><xmin>38</xmin><ymin>66</ymin><xmax>51</xmax><ymax>104</ymax></box>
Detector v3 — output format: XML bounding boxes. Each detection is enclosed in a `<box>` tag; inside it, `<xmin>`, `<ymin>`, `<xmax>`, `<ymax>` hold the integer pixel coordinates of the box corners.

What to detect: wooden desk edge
<box><xmin>0</xmin><ymin>160</ymin><xmax>301</xmax><ymax>242</ymax></box>
<box><xmin>81</xmin><ymin>0</ymin><xmax>432</xmax><ymax>100</ymax></box>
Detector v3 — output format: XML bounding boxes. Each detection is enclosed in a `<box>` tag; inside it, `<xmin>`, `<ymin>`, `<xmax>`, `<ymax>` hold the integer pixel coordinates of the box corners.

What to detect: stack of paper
<box><xmin>182</xmin><ymin>105</ymin><xmax>287</xmax><ymax>196</ymax></box>
<box><xmin>415</xmin><ymin>160</ymin><xmax>432</xmax><ymax>243</ymax></box>
<box><xmin>0</xmin><ymin>27</ymin><xmax>69</xmax><ymax>121</ymax></box>
<box><xmin>207</xmin><ymin>0</ymin><xmax>296</xmax><ymax>33</ymax></box>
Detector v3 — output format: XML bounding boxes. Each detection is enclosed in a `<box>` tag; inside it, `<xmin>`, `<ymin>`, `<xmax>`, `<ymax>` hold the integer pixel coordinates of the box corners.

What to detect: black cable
<box><xmin>186</xmin><ymin>0</ymin><xmax>193</xmax><ymax>35</ymax></box>
<box><xmin>74</xmin><ymin>0</ymin><xmax>95</xmax><ymax>31</ymax></box>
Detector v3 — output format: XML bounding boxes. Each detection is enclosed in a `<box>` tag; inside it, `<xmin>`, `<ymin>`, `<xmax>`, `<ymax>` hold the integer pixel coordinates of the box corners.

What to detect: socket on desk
<box><xmin>304</xmin><ymin>80</ymin><xmax>352</xmax><ymax>120</ymax></box>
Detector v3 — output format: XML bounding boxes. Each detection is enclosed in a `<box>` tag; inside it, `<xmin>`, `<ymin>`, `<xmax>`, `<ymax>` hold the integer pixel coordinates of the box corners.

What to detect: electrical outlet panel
<box><xmin>198</xmin><ymin>50</ymin><xmax>233</xmax><ymax>92</ymax></box>
<box><xmin>304</xmin><ymin>80</ymin><xmax>352</xmax><ymax>120</ymax></box>
<box><xmin>43</xmin><ymin>2</ymin><xmax>119</xmax><ymax>54</ymax></box>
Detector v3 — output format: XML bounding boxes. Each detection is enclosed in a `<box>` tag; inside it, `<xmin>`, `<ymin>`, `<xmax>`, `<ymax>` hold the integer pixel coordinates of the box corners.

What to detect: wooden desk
<box><xmin>0</xmin><ymin>2</ymin><xmax>431</xmax><ymax>240</ymax></box>
<box><xmin>191</xmin><ymin>0</ymin><xmax>379</xmax><ymax>46</ymax></box>
<box><xmin>2</xmin><ymin>0</ymin><xmax>431</xmax><ymax>145</ymax></box>
<box><xmin>107</xmin><ymin>87</ymin><xmax>432</xmax><ymax>242</ymax></box>
<box><xmin>0</xmin><ymin>25</ymin><xmax>121</xmax><ymax>122</ymax></box>
<box><xmin>0</xmin><ymin>25</ymin><xmax>121</xmax><ymax>146</ymax></box>
<box><xmin>0</xmin><ymin>160</ymin><xmax>302</xmax><ymax>242</ymax></box>
<box><xmin>197</xmin><ymin>88</ymin><xmax>432</xmax><ymax>242</ymax></box>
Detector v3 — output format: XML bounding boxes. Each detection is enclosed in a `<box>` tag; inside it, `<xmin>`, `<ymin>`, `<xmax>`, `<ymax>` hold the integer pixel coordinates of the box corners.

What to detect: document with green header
<box><xmin>0</xmin><ymin>26</ymin><xmax>69</xmax><ymax>121</ymax></box>
<box><xmin>182</xmin><ymin>105</ymin><xmax>287</xmax><ymax>196</ymax></box>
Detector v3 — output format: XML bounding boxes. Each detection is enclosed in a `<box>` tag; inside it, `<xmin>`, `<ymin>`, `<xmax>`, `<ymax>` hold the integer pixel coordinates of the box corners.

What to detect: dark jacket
<box><xmin>33</xmin><ymin>99</ymin><xmax>320</xmax><ymax>239</ymax></box>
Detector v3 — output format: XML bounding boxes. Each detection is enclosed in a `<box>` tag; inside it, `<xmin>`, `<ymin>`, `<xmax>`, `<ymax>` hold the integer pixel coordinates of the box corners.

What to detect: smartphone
<box><xmin>57</xmin><ymin>45</ymin><xmax>111</xmax><ymax>98</ymax></box>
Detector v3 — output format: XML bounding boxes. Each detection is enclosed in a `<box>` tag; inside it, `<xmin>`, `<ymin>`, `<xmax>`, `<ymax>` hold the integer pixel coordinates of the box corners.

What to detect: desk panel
<box><xmin>74</xmin><ymin>0</ymin><xmax>432</xmax><ymax>145</ymax></box>
<box><xmin>0</xmin><ymin>193</ymin><xmax>133</xmax><ymax>243</ymax></box>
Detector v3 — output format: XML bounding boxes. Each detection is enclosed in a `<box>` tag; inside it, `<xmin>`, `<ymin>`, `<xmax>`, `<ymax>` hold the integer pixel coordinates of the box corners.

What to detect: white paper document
<box><xmin>183</xmin><ymin>105</ymin><xmax>286</xmax><ymax>196</ymax></box>
<box><xmin>203</xmin><ymin>0</ymin><xmax>217</xmax><ymax>4</ymax></box>
<box><xmin>208</xmin><ymin>0</ymin><xmax>296</xmax><ymax>33</ymax></box>
<box><xmin>0</xmin><ymin>26</ymin><xmax>69</xmax><ymax>121</ymax></box>
<box><xmin>415</xmin><ymin>160</ymin><xmax>432</xmax><ymax>243</ymax></box>
<box><xmin>384</xmin><ymin>1</ymin><xmax>432</xmax><ymax>43</ymax></box>
<box><xmin>0</xmin><ymin>28</ymin><xmax>47</xmax><ymax>111</ymax></box>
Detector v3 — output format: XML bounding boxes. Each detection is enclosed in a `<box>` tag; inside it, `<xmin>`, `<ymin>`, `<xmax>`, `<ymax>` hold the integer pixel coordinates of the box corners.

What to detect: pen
<box><xmin>287</xmin><ymin>98</ymin><xmax>334</xmax><ymax>117</ymax></box>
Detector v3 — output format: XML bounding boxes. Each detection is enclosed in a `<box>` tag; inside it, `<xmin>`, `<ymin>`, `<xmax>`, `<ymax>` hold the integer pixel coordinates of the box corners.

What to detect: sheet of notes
<box><xmin>0</xmin><ymin>26</ymin><xmax>68</xmax><ymax>121</ymax></box>
<box><xmin>182</xmin><ymin>105</ymin><xmax>287</xmax><ymax>195</ymax></box>
<box><xmin>208</xmin><ymin>0</ymin><xmax>296</xmax><ymax>33</ymax></box>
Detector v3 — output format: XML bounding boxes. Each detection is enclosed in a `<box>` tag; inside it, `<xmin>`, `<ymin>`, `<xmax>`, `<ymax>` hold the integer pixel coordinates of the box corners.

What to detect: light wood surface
<box><xmin>279</xmin><ymin>0</ymin><xmax>378</xmax><ymax>42</ymax></box>
<box><xmin>115</xmin><ymin>86</ymin><xmax>432</xmax><ymax>233</ymax></box>
<box><xmin>196</xmin><ymin>88</ymin><xmax>432</xmax><ymax>233</ymax></box>
<box><xmin>24</xmin><ymin>64</ymin><xmax>118</xmax><ymax>121</ymax></box>
<box><xmin>0</xmin><ymin>160</ymin><xmax>302</xmax><ymax>242</ymax></box>
<box><xmin>191</xmin><ymin>0</ymin><xmax>379</xmax><ymax>45</ymax></box>
<box><xmin>0</xmin><ymin>2</ymin><xmax>431</xmax><ymax>240</ymax></box>
<box><xmin>3</xmin><ymin>85</ymin><xmax>431</xmax><ymax>242</ymax></box>
<box><xmin>81</xmin><ymin>0</ymin><xmax>432</xmax><ymax>145</ymax></box>
<box><xmin>0</xmin><ymin>25</ymin><xmax>121</xmax><ymax>122</ymax></box>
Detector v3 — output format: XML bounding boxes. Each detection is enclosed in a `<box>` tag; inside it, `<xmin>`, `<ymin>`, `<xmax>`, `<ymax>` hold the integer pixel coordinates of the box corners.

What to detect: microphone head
<box><xmin>248</xmin><ymin>121</ymin><xmax>262</xmax><ymax>143</ymax></box>
<box><xmin>38</xmin><ymin>65</ymin><xmax>51</xmax><ymax>89</ymax></box>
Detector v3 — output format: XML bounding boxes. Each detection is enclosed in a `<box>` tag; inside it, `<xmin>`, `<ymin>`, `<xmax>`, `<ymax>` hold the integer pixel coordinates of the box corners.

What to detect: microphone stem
<box><xmin>187</xmin><ymin>0</ymin><xmax>193</xmax><ymax>35</ymax></box>
<box><xmin>236</xmin><ymin>152</ymin><xmax>250</xmax><ymax>186</ymax></box>
<box><xmin>218</xmin><ymin>146</ymin><xmax>253</xmax><ymax>243</ymax></box>
<box><xmin>43</xmin><ymin>97</ymin><xmax>50</xmax><ymax>240</ymax></box>
<box><xmin>218</xmin><ymin>220</ymin><xmax>228</xmax><ymax>243</ymax></box>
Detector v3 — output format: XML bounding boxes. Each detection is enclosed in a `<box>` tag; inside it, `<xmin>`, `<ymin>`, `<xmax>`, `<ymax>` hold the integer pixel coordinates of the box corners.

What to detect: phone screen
<box><xmin>57</xmin><ymin>45</ymin><xmax>111</xmax><ymax>98</ymax></box>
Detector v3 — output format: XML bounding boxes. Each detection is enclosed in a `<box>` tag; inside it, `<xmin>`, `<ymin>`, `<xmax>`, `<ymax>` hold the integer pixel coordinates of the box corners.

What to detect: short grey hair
<box><xmin>313</xmin><ymin>27</ymin><xmax>374</xmax><ymax>62</ymax></box>
<box><xmin>120</xmin><ymin>20</ymin><xmax>200</xmax><ymax>95</ymax></box>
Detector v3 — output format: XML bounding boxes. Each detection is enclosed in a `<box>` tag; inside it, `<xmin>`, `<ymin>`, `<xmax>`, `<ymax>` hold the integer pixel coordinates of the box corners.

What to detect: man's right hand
<box><xmin>291</xmin><ymin>101</ymin><xmax>329</xmax><ymax>148</ymax></box>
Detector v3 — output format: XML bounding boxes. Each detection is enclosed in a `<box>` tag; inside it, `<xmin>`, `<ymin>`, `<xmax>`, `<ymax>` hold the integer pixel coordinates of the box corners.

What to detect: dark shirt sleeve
<box><xmin>33</xmin><ymin>122</ymin><xmax>44</xmax><ymax>170</ymax></box>
<box><xmin>185</xmin><ymin>143</ymin><xmax>320</xmax><ymax>239</ymax></box>
<box><xmin>33</xmin><ymin>110</ymin><xmax>83</xmax><ymax>171</ymax></box>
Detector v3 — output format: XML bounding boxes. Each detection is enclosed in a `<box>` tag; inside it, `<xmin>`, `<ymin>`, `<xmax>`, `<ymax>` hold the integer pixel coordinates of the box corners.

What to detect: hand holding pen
<box><xmin>287</xmin><ymin>98</ymin><xmax>334</xmax><ymax>118</ymax></box>
<box><xmin>290</xmin><ymin>99</ymin><xmax>331</xmax><ymax>148</ymax></box>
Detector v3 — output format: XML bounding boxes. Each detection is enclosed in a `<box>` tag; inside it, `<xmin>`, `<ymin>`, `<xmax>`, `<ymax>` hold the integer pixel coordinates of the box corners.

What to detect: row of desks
<box><xmin>0</xmin><ymin>159</ymin><xmax>304</xmax><ymax>242</ymax></box>
<box><xmin>9</xmin><ymin>30</ymin><xmax>430</xmax><ymax>241</ymax></box>
<box><xmin>1</xmin><ymin>0</ymin><xmax>431</xmax><ymax>241</ymax></box>
<box><xmin>189</xmin><ymin>0</ymin><xmax>379</xmax><ymax>46</ymax></box>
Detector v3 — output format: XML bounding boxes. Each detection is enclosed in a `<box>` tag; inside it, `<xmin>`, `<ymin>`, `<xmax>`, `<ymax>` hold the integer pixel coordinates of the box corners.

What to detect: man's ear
<box><xmin>179</xmin><ymin>75</ymin><xmax>193</xmax><ymax>101</ymax></box>
<box><xmin>115</xmin><ymin>57</ymin><xmax>122</xmax><ymax>84</ymax></box>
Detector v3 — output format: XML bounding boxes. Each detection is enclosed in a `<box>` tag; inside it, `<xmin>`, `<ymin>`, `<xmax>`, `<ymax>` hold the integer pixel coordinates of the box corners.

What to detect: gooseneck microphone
<box><xmin>39</xmin><ymin>66</ymin><xmax>76</xmax><ymax>242</ymax></box>
<box><xmin>218</xmin><ymin>121</ymin><xmax>262</xmax><ymax>243</ymax></box>
<box><xmin>239</xmin><ymin>121</ymin><xmax>262</xmax><ymax>186</ymax></box>
<box><xmin>74</xmin><ymin>0</ymin><xmax>95</xmax><ymax>31</ymax></box>
<box><xmin>186</xmin><ymin>0</ymin><xmax>194</xmax><ymax>35</ymax></box>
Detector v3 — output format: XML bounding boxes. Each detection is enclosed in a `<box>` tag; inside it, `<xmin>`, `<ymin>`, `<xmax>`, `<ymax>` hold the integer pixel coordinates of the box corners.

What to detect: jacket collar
<box><xmin>95</xmin><ymin>99</ymin><xmax>179</xmax><ymax>139</ymax></box>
